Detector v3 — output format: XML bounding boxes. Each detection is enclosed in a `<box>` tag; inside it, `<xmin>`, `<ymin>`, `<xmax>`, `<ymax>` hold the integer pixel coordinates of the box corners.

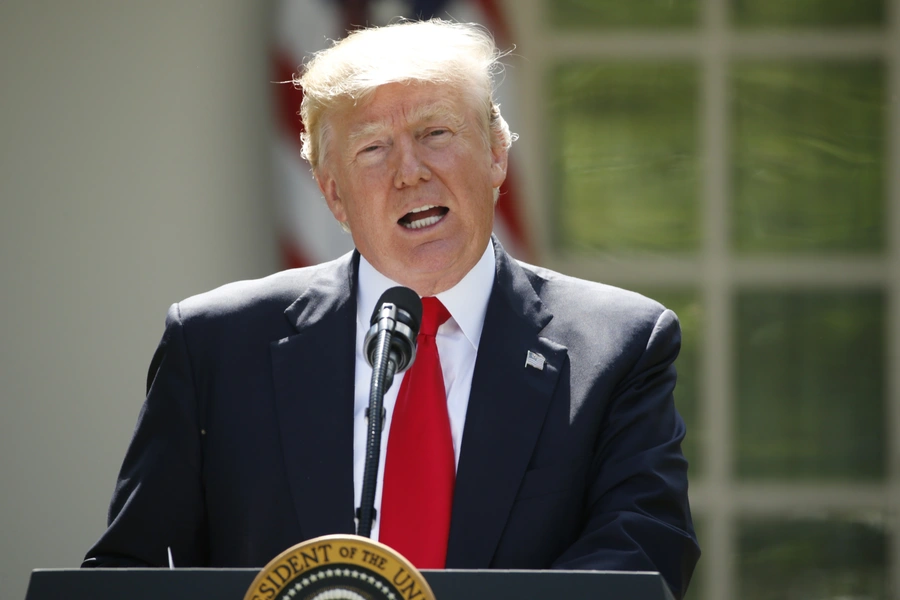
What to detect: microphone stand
<box><xmin>357</xmin><ymin>304</ymin><xmax>399</xmax><ymax>538</ymax></box>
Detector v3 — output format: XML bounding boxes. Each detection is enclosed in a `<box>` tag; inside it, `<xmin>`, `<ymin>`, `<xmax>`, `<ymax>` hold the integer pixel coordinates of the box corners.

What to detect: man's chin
<box><xmin>394</xmin><ymin>247</ymin><xmax>482</xmax><ymax>295</ymax></box>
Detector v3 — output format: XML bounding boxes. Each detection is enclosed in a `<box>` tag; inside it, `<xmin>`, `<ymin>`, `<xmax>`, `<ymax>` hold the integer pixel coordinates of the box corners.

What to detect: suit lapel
<box><xmin>446</xmin><ymin>241</ymin><xmax>567</xmax><ymax>568</ymax></box>
<box><xmin>270</xmin><ymin>253</ymin><xmax>359</xmax><ymax>539</ymax></box>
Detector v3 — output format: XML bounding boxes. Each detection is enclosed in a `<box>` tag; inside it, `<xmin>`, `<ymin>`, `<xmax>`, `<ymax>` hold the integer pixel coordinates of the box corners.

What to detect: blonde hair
<box><xmin>296</xmin><ymin>19</ymin><xmax>514</xmax><ymax>172</ymax></box>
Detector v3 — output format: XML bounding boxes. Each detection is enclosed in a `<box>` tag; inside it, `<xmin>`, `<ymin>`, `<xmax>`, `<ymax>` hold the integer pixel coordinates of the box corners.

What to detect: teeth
<box><xmin>408</xmin><ymin>204</ymin><xmax>437</xmax><ymax>214</ymax></box>
<box><xmin>402</xmin><ymin>214</ymin><xmax>443</xmax><ymax>229</ymax></box>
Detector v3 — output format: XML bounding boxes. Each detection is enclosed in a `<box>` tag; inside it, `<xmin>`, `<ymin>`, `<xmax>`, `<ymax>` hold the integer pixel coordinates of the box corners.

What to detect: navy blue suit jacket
<box><xmin>83</xmin><ymin>239</ymin><xmax>699</xmax><ymax>598</ymax></box>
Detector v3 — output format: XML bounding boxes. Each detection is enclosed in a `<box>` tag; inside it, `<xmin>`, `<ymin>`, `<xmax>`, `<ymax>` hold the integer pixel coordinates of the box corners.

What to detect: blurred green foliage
<box><xmin>546</xmin><ymin>2</ymin><xmax>892</xmax><ymax>593</ymax></box>
<box><xmin>732</xmin><ymin>0</ymin><xmax>885</xmax><ymax>28</ymax></box>
<box><xmin>551</xmin><ymin>63</ymin><xmax>700</xmax><ymax>254</ymax></box>
<box><xmin>734</xmin><ymin>290</ymin><xmax>885</xmax><ymax>480</ymax></box>
<box><xmin>738</xmin><ymin>516</ymin><xmax>888</xmax><ymax>599</ymax></box>
<box><xmin>550</xmin><ymin>0</ymin><xmax>698</xmax><ymax>29</ymax></box>
<box><xmin>732</xmin><ymin>62</ymin><xmax>885</xmax><ymax>254</ymax></box>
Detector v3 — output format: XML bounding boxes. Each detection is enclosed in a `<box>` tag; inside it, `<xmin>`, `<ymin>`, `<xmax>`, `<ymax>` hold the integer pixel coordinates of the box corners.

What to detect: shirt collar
<box><xmin>356</xmin><ymin>241</ymin><xmax>496</xmax><ymax>350</ymax></box>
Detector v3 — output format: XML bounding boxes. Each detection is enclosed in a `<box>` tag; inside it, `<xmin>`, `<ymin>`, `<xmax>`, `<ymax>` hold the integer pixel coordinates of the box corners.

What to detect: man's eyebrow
<box><xmin>346</xmin><ymin>122</ymin><xmax>386</xmax><ymax>148</ymax></box>
<box><xmin>407</xmin><ymin>101</ymin><xmax>464</xmax><ymax>128</ymax></box>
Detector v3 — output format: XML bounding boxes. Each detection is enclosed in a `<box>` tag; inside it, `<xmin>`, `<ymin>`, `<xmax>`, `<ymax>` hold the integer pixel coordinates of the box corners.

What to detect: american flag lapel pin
<box><xmin>524</xmin><ymin>350</ymin><xmax>546</xmax><ymax>371</ymax></box>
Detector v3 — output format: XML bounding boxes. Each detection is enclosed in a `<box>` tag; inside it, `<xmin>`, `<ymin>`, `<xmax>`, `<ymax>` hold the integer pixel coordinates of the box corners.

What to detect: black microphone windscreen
<box><xmin>370</xmin><ymin>286</ymin><xmax>422</xmax><ymax>334</ymax></box>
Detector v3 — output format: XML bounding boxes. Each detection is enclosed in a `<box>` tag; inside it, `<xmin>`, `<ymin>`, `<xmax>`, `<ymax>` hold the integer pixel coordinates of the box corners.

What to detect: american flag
<box><xmin>524</xmin><ymin>350</ymin><xmax>546</xmax><ymax>371</ymax></box>
<box><xmin>271</xmin><ymin>0</ymin><xmax>533</xmax><ymax>268</ymax></box>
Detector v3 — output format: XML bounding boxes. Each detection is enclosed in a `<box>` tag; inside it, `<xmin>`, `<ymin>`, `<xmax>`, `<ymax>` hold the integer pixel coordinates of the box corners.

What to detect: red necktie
<box><xmin>380</xmin><ymin>297</ymin><xmax>454</xmax><ymax>568</ymax></box>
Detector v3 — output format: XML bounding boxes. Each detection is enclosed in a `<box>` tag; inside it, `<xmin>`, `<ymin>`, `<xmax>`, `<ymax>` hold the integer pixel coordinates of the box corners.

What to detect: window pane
<box><xmin>738</xmin><ymin>515</ymin><xmax>889</xmax><ymax>600</ymax></box>
<box><xmin>551</xmin><ymin>64</ymin><xmax>700</xmax><ymax>254</ymax></box>
<box><xmin>734</xmin><ymin>290</ymin><xmax>885</xmax><ymax>480</ymax></box>
<box><xmin>732</xmin><ymin>0</ymin><xmax>885</xmax><ymax>28</ymax></box>
<box><xmin>732</xmin><ymin>62</ymin><xmax>885</xmax><ymax>254</ymax></box>
<box><xmin>550</xmin><ymin>0</ymin><xmax>699</xmax><ymax>29</ymax></box>
<box><xmin>635</xmin><ymin>289</ymin><xmax>703</xmax><ymax>474</ymax></box>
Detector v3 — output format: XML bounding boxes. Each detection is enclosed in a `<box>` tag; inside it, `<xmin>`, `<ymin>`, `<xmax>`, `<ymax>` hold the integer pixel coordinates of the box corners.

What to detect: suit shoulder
<box><xmin>516</xmin><ymin>260</ymin><xmax>667</xmax><ymax>323</ymax></box>
<box><xmin>173</xmin><ymin>254</ymin><xmax>353</xmax><ymax>323</ymax></box>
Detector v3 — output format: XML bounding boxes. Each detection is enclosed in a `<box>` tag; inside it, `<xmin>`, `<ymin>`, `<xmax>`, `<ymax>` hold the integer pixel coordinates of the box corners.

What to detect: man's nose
<box><xmin>392</xmin><ymin>137</ymin><xmax>431</xmax><ymax>188</ymax></box>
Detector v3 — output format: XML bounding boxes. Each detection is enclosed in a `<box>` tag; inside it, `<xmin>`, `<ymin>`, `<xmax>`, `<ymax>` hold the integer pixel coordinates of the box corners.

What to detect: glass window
<box><xmin>732</xmin><ymin>0</ymin><xmax>886</xmax><ymax>29</ymax></box>
<box><xmin>732</xmin><ymin>62</ymin><xmax>885</xmax><ymax>254</ymax></box>
<box><xmin>734</xmin><ymin>290</ymin><xmax>886</xmax><ymax>480</ymax></box>
<box><xmin>550</xmin><ymin>0</ymin><xmax>699</xmax><ymax>29</ymax></box>
<box><xmin>738</xmin><ymin>515</ymin><xmax>889</xmax><ymax>599</ymax></box>
<box><xmin>551</xmin><ymin>64</ymin><xmax>700</xmax><ymax>254</ymax></box>
<box><xmin>530</xmin><ymin>0</ymin><xmax>898</xmax><ymax>594</ymax></box>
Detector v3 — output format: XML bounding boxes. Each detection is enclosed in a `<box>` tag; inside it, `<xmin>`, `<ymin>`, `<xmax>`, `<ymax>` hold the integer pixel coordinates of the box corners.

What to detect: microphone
<box><xmin>358</xmin><ymin>286</ymin><xmax>422</xmax><ymax>539</ymax></box>
<box><xmin>363</xmin><ymin>286</ymin><xmax>422</xmax><ymax>387</ymax></box>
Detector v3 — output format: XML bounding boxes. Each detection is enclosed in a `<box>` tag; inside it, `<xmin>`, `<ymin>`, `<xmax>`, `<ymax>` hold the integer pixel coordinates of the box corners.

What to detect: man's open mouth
<box><xmin>399</xmin><ymin>205</ymin><xmax>449</xmax><ymax>230</ymax></box>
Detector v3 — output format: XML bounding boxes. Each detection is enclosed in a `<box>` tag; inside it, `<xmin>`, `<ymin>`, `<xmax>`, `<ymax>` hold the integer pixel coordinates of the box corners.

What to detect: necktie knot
<box><xmin>419</xmin><ymin>297</ymin><xmax>450</xmax><ymax>337</ymax></box>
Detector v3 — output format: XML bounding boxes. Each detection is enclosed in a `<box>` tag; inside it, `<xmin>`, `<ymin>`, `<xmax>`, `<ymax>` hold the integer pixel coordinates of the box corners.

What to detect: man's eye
<box><xmin>429</xmin><ymin>129</ymin><xmax>449</xmax><ymax>137</ymax></box>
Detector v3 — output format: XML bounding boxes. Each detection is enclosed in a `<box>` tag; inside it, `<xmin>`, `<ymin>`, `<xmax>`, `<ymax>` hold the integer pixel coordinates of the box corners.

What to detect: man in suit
<box><xmin>83</xmin><ymin>19</ymin><xmax>699</xmax><ymax>599</ymax></box>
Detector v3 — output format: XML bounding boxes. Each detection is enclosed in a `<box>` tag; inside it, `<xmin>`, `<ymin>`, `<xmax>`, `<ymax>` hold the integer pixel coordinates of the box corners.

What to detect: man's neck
<box><xmin>357</xmin><ymin>241</ymin><xmax>496</xmax><ymax>349</ymax></box>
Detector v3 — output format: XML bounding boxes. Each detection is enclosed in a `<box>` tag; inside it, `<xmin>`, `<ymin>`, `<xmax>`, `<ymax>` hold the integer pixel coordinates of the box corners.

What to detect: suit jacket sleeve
<box><xmin>82</xmin><ymin>302</ymin><xmax>208</xmax><ymax>567</ymax></box>
<box><xmin>552</xmin><ymin>308</ymin><xmax>699</xmax><ymax>599</ymax></box>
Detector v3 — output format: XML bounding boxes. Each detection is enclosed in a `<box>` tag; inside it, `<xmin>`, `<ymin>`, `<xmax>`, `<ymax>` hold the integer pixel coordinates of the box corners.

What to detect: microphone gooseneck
<box><xmin>357</xmin><ymin>287</ymin><xmax>422</xmax><ymax>539</ymax></box>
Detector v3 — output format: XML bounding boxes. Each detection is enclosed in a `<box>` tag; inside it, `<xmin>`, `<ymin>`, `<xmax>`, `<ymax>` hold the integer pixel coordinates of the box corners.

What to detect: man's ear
<box><xmin>489</xmin><ymin>143</ymin><xmax>509</xmax><ymax>189</ymax></box>
<box><xmin>317</xmin><ymin>170</ymin><xmax>347</xmax><ymax>224</ymax></box>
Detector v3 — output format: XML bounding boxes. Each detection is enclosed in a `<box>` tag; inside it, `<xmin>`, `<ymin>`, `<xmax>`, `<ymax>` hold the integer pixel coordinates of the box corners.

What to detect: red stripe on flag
<box><xmin>469</xmin><ymin>0</ymin><xmax>534</xmax><ymax>260</ymax></box>
<box><xmin>496</xmin><ymin>161</ymin><xmax>533</xmax><ymax>262</ymax></box>
<box><xmin>272</xmin><ymin>50</ymin><xmax>318</xmax><ymax>268</ymax></box>
<box><xmin>471</xmin><ymin>0</ymin><xmax>512</xmax><ymax>45</ymax></box>
<box><xmin>280</xmin><ymin>236</ymin><xmax>314</xmax><ymax>270</ymax></box>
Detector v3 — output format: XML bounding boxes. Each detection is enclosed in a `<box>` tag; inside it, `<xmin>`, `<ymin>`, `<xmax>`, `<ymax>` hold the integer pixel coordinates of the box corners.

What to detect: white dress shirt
<box><xmin>352</xmin><ymin>241</ymin><xmax>496</xmax><ymax>541</ymax></box>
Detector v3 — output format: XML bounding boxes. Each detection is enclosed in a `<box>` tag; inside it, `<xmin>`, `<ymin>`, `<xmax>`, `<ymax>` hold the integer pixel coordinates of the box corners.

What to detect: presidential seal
<box><xmin>243</xmin><ymin>535</ymin><xmax>436</xmax><ymax>600</ymax></box>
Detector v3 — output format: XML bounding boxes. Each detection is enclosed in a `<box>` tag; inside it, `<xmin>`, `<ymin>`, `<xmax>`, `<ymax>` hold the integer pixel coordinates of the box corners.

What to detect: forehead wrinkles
<box><xmin>345</xmin><ymin>98</ymin><xmax>465</xmax><ymax>147</ymax></box>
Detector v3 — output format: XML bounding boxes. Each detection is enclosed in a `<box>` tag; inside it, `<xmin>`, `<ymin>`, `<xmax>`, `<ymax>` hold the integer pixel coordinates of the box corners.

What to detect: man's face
<box><xmin>315</xmin><ymin>81</ymin><xmax>508</xmax><ymax>296</ymax></box>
